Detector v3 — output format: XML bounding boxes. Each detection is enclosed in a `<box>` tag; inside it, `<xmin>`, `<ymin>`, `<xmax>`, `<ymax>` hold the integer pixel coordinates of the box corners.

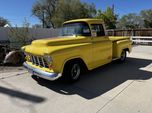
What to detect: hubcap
<box><xmin>121</xmin><ymin>51</ymin><xmax>126</xmax><ymax>61</ymax></box>
<box><xmin>71</xmin><ymin>64</ymin><xmax>80</xmax><ymax>80</ymax></box>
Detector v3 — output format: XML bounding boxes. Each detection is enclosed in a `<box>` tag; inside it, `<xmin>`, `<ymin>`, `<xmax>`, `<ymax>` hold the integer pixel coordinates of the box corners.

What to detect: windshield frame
<box><xmin>60</xmin><ymin>21</ymin><xmax>91</xmax><ymax>37</ymax></box>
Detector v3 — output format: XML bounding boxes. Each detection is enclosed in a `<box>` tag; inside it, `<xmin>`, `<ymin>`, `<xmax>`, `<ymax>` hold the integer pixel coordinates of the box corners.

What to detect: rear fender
<box><xmin>113</xmin><ymin>39</ymin><xmax>132</xmax><ymax>58</ymax></box>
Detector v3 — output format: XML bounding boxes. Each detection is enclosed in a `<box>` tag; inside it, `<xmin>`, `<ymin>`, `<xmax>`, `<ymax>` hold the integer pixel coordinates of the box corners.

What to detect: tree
<box><xmin>52</xmin><ymin>0</ymin><xmax>96</xmax><ymax>27</ymax></box>
<box><xmin>140</xmin><ymin>9</ymin><xmax>152</xmax><ymax>28</ymax></box>
<box><xmin>117</xmin><ymin>13</ymin><xmax>144</xmax><ymax>29</ymax></box>
<box><xmin>32</xmin><ymin>0</ymin><xmax>96</xmax><ymax>28</ymax></box>
<box><xmin>79</xmin><ymin>2</ymin><xmax>96</xmax><ymax>19</ymax></box>
<box><xmin>32</xmin><ymin>0</ymin><xmax>58</xmax><ymax>28</ymax></box>
<box><xmin>96</xmin><ymin>7</ymin><xmax>117</xmax><ymax>29</ymax></box>
<box><xmin>0</xmin><ymin>17</ymin><xmax>9</xmax><ymax>27</ymax></box>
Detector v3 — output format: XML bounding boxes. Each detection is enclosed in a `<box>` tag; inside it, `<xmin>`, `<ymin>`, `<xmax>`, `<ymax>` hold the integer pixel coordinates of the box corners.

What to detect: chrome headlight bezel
<box><xmin>44</xmin><ymin>55</ymin><xmax>53</xmax><ymax>63</ymax></box>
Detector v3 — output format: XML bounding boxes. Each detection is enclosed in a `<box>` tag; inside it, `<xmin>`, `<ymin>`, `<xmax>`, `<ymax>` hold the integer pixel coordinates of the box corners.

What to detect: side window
<box><xmin>91</xmin><ymin>24</ymin><xmax>105</xmax><ymax>36</ymax></box>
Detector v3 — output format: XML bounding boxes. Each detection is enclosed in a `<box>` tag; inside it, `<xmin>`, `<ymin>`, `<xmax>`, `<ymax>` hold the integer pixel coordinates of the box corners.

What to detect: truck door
<box><xmin>91</xmin><ymin>24</ymin><xmax>112</xmax><ymax>68</ymax></box>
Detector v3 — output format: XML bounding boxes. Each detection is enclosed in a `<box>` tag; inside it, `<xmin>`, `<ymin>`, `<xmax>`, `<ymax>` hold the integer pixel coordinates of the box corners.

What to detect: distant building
<box><xmin>4</xmin><ymin>24</ymin><xmax>10</xmax><ymax>27</ymax></box>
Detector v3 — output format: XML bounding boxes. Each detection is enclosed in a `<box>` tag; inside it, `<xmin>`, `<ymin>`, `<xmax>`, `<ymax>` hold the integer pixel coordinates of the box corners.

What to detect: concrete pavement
<box><xmin>0</xmin><ymin>46</ymin><xmax>152</xmax><ymax>113</ymax></box>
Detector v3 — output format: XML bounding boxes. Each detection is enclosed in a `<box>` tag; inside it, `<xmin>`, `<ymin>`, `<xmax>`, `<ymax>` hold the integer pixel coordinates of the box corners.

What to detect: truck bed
<box><xmin>109</xmin><ymin>36</ymin><xmax>132</xmax><ymax>59</ymax></box>
<box><xmin>109</xmin><ymin>36</ymin><xmax>130</xmax><ymax>42</ymax></box>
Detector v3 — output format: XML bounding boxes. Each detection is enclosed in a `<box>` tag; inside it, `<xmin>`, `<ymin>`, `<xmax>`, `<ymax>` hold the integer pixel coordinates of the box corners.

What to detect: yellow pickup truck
<box><xmin>22</xmin><ymin>19</ymin><xmax>132</xmax><ymax>82</ymax></box>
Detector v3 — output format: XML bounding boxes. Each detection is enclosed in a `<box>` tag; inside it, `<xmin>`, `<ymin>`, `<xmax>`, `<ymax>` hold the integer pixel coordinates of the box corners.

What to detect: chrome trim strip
<box><xmin>23</xmin><ymin>62</ymin><xmax>62</xmax><ymax>81</ymax></box>
<box><xmin>37</xmin><ymin>56</ymin><xmax>40</xmax><ymax>66</ymax></box>
<box><xmin>42</xmin><ymin>58</ymin><xmax>45</xmax><ymax>68</ymax></box>
<box><xmin>33</xmin><ymin>56</ymin><xmax>36</xmax><ymax>64</ymax></box>
<box><xmin>27</xmin><ymin>54</ymin><xmax>48</xmax><ymax>68</ymax></box>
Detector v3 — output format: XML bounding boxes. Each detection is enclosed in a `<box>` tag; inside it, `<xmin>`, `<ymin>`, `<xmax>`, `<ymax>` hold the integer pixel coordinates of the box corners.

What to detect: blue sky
<box><xmin>0</xmin><ymin>0</ymin><xmax>151</xmax><ymax>26</ymax></box>
<box><xmin>83</xmin><ymin>0</ymin><xmax>152</xmax><ymax>16</ymax></box>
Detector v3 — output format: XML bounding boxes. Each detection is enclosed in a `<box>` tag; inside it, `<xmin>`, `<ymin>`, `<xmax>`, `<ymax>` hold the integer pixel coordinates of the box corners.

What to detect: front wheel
<box><xmin>119</xmin><ymin>50</ymin><xmax>127</xmax><ymax>62</ymax></box>
<box><xmin>62</xmin><ymin>61</ymin><xmax>81</xmax><ymax>83</ymax></box>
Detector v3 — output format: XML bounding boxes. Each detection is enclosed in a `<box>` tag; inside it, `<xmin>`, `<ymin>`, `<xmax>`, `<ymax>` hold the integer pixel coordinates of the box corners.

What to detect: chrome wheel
<box><xmin>71</xmin><ymin>64</ymin><xmax>81</xmax><ymax>80</ymax></box>
<box><xmin>62</xmin><ymin>61</ymin><xmax>82</xmax><ymax>82</ymax></box>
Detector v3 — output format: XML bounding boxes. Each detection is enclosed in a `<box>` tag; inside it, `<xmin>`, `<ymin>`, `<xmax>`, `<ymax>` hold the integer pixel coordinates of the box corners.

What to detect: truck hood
<box><xmin>23</xmin><ymin>36</ymin><xmax>90</xmax><ymax>55</ymax></box>
<box><xmin>32</xmin><ymin>36</ymin><xmax>87</xmax><ymax>46</ymax></box>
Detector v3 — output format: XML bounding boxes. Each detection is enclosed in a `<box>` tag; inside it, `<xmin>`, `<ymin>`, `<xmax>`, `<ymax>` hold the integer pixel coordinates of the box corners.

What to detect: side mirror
<box><xmin>92</xmin><ymin>30</ymin><xmax>97</xmax><ymax>37</ymax></box>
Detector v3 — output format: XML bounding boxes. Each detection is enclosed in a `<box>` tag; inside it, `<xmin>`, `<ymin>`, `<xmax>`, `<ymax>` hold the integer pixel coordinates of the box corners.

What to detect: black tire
<box><xmin>119</xmin><ymin>50</ymin><xmax>127</xmax><ymax>62</ymax></box>
<box><xmin>62</xmin><ymin>61</ymin><xmax>81</xmax><ymax>83</ymax></box>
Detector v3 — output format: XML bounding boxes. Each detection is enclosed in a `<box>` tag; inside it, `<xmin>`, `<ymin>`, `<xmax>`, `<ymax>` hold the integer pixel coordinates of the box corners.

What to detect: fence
<box><xmin>107</xmin><ymin>29</ymin><xmax>152</xmax><ymax>36</ymax></box>
<box><xmin>107</xmin><ymin>29</ymin><xmax>152</xmax><ymax>46</ymax></box>
<box><xmin>0</xmin><ymin>27</ymin><xmax>60</xmax><ymax>42</ymax></box>
<box><xmin>1</xmin><ymin>27</ymin><xmax>152</xmax><ymax>48</ymax></box>
<box><xmin>131</xmin><ymin>36</ymin><xmax>152</xmax><ymax>46</ymax></box>
<box><xmin>0</xmin><ymin>27</ymin><xmax>60</xmax><ymax>49</ymax></box>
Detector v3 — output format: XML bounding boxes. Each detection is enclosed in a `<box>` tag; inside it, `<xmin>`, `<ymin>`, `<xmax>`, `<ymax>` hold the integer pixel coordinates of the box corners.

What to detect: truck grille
<box><xmin>29</xmin><ymin>55</ymin><xmax>49</xmax><ymax>68</ymax></box>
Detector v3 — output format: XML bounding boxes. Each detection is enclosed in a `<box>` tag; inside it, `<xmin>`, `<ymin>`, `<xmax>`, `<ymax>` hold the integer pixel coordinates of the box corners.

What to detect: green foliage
<box><xmin>52</xmin><ymin>0</ymin><xmax>96</xmax><ymax>27</ymax></box>
<box><xmin>140</xmin><ymin>9</ymin><xmax>152</xmax><ymax>28</ymax></box>
<box><xmin>0</xmin><ymin>17</ymin><xmax>9</xmax><ymax>27</ymax></box>
<box><xmin>32</xmin><ymin>0</ymin><xmax>58</xmax><ymax>28</ymax></box>
<box><xmin>117</xmin><ymin>9</ymin><xmax>152</xmax><ymax>29</ymax></box>
<box><xmin>32</xmin><ymin>0</ymin><xmax>152</xmax><ymax>29</ymax></box>
<box><xmin>32</xmin><ymin>0</ymin><xmax>96</xmax><ymax>28</ymax></box>
<box><xmin>96</xmin><ymin>7</ymin><xmax>117</xmax><ymax>29</ymax></box>
<box><xmin>117</xmin><ymin>13</ymin><xmax>143</xmax><ymax>29</ymax></box>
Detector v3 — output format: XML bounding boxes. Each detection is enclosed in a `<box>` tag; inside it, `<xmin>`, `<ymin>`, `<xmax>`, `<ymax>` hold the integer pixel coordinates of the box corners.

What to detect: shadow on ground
<box><xmin>32</xmin><ymin>57</ymin><xmax>152</xmax><ymax>99</ymax></box>
<box><xmin>0</xmin><ymin>86</ymin><xmax>46</xmax><ymax>103</ymax></box>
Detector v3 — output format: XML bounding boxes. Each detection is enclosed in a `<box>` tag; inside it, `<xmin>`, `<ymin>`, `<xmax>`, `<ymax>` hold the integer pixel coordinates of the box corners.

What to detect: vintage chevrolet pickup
<box><xmin>22</xmin><ymin>19</ymin><xmax>132</xmax><ymax>82</ymax></box>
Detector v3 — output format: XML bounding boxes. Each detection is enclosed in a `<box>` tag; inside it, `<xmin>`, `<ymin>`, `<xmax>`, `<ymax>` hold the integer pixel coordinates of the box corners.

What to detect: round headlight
<box><xmin>44</xmin><ymin>55</ymin><xmax>53</xmax><ymax>63</ymax></box>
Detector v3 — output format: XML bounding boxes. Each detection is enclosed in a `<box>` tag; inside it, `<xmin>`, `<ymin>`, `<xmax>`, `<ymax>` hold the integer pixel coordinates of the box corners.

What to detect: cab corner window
<box><xmin>91</xmin><ymin>24</ymin><xmax>105</xmax><ymax>37</ymax></box>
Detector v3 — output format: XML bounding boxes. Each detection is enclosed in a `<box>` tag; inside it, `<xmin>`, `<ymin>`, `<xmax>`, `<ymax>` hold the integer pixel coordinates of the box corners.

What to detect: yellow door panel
<box><xmin>92</xmin><ymin>36</ymin><xmax>112</xmax><ymax>68</ymax></box>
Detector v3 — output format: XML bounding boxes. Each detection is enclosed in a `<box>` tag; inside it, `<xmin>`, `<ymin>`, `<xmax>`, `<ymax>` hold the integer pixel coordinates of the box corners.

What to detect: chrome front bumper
<box><xmin>23</xmin><ymin>62</ymin><xmax>62</xmax><ymax>81</ymax></box>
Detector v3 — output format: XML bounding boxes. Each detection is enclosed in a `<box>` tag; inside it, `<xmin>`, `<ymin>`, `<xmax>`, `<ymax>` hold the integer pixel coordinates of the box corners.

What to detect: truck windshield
<box><xmin>60</xmin><ymin>22</ymin><xmax>91</xmax><ymax>36</ymax></box>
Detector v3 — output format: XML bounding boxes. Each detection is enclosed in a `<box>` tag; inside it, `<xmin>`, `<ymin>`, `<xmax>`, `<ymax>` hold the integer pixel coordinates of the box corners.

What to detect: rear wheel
<box><xmin>62</xmin><ymin>61</ymin><xmax>81</xmax><ymax>83</ymax></box>
<box><xmin>119</xmin><ymin>50</ymin><xmax>126</xmax><ymax>62</ymax></box>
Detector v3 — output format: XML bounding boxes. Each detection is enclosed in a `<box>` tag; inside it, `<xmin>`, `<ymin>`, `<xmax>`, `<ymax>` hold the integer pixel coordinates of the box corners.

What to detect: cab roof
<box><xmin>63</xmin><ymin>18</ymin><xmax>103</xmax><ymax>25</ymax></box>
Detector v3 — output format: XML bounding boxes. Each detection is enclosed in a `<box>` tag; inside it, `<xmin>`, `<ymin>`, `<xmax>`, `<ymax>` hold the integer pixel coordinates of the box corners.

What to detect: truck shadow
<box><xmin>32</xmin><ymin>57</ymin><xmax>152</xmax><ymax>99</ymax></box>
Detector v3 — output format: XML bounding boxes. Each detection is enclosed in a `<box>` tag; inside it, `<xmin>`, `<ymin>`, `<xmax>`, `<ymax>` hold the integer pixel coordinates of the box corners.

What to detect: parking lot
<box><xmin>0</xmin><ymin>46</ymin><xmax>152</xmax><ymax>113</ymax></box>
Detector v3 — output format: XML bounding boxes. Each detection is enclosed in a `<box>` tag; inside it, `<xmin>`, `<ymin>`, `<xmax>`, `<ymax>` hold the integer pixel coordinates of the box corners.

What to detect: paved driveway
<box><xmin>0</xmin><ymin>46</ymin><xmax>152</xmax><ymax>113</ymax></box>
